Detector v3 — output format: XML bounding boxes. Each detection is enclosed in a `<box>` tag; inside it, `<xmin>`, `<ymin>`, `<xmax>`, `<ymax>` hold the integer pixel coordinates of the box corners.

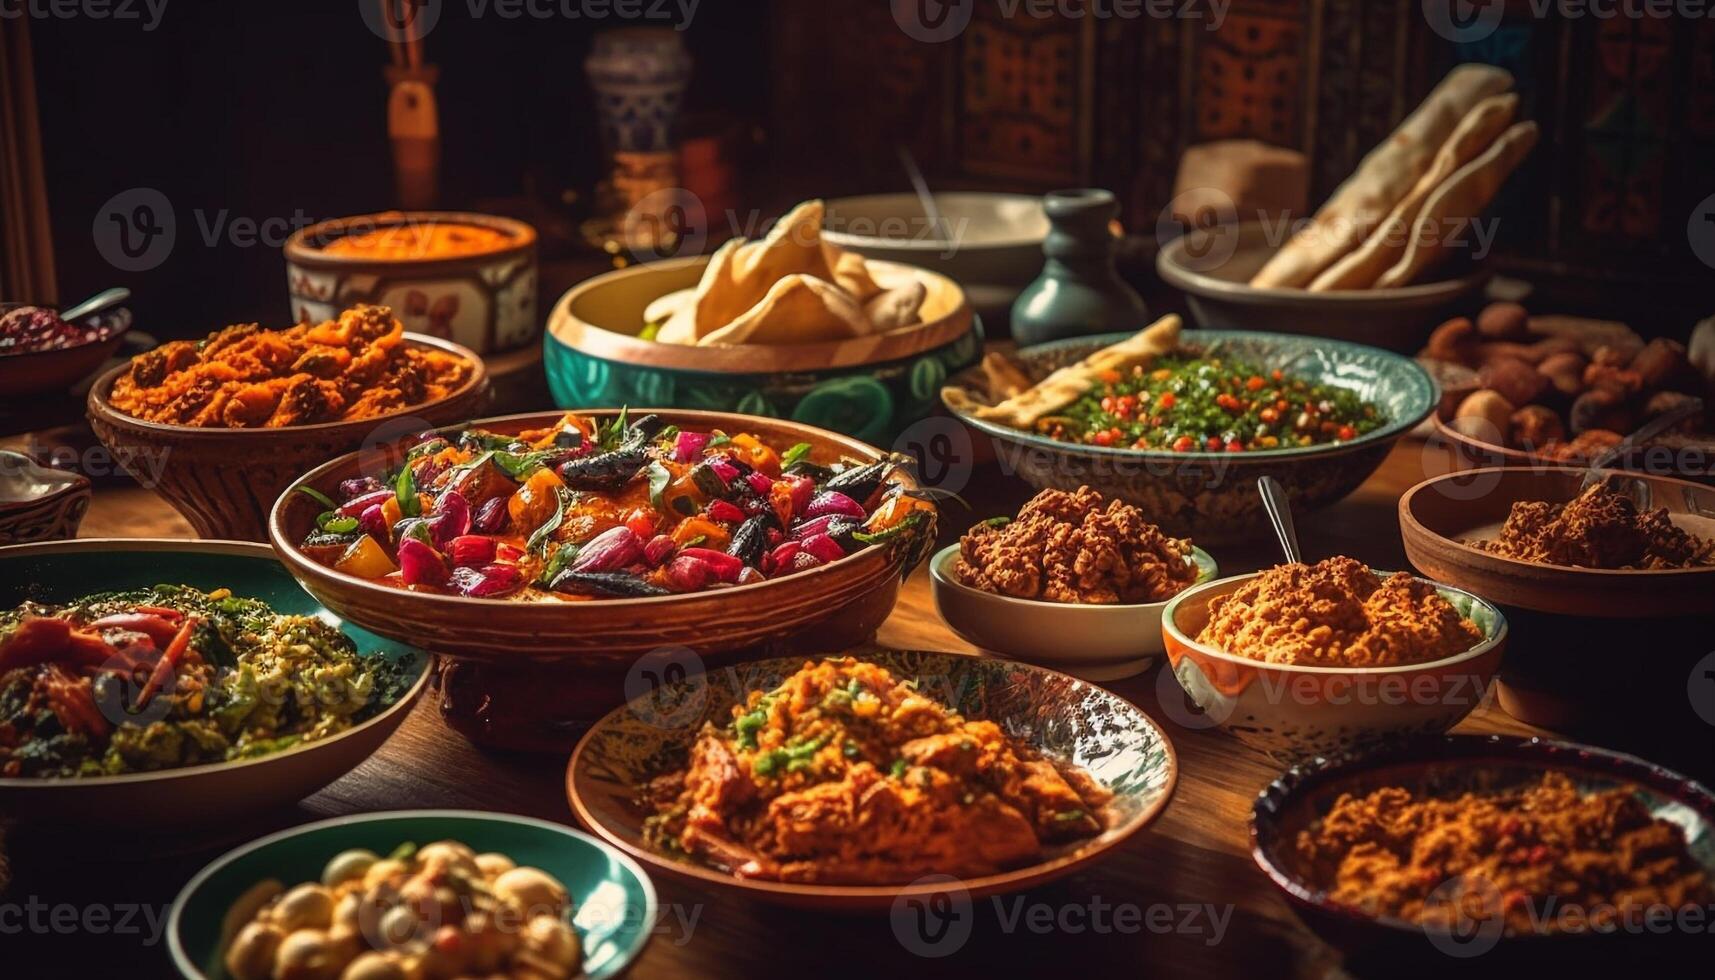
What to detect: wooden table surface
<box><xmin>5</xmin><ymin>437</ymin><xmax>1569</xmax><ymax>979</ymax></box>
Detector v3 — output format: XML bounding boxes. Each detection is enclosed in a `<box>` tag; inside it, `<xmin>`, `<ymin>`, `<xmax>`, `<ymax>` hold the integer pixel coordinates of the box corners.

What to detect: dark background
<box><xmin>28</xmin><ymin>0</ymin><xmax>772</xmax><ymax>338</ymax></box>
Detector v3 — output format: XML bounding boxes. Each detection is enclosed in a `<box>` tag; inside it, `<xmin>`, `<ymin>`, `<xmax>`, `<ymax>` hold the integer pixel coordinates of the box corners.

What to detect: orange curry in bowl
<box><xmin>319</xmin><ymin>221</ymin><xmax>518</xmax><ymax>260</ymax></box>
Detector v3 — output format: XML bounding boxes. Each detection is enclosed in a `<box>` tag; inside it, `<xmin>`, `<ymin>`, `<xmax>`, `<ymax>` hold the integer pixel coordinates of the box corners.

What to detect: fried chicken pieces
<box><xmin>956</xmin><ymin>486</ymin><xmax>1198</xmax><ymax>604</ymax></box>
<box><xmin>109</xmin><ymin>305</ymin><xmax>470</xmax><ymax>427</ymax></box>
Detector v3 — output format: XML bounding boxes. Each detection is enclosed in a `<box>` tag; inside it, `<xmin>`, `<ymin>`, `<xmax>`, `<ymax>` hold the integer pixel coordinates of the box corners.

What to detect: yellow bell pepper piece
<box><xmin>334</xmin><ymin>535</ymin><xmax>397</xmax><ymax>579</ymax></box>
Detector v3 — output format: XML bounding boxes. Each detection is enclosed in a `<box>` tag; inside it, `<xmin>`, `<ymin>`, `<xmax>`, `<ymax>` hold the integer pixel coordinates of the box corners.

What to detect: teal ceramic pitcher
<box><xmin>1009</xmin><ymin>188</ymin><xmax>1149</xmax><ymax>348</ymax></box>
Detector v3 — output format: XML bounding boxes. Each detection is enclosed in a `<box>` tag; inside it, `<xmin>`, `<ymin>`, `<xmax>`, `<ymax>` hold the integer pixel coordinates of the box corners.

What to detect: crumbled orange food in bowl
<box><xmin>319</xmin><ymin>221</ymin><xmax>516</xmax><ymax>259</ymax></box>
<box><xmin>1196</xmin><ymin>556</ymin><xmax>1481</xmax><ymax>667</ymax></box>
<box><xmin>1295</xmin><ymin>773</ymin><xmax>1713</xmax><ymax>936</ymax></box>
<box><xmin>108</xmin><ymin>305</ymin><xmax>471</xmax><ymax>427</ymax></box>
<box><xmin>1475</xmin><ymin>480</ymin><xmax>1715</xmax><ymax>570</ymax></box>
<box><xmin>956</xmin><ymin>486</ymin><xmax>1197</xmax><ymax>604</ymax></box>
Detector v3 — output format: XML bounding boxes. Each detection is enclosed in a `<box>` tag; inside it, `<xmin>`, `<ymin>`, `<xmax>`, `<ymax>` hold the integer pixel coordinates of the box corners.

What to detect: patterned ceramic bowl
<box><xmin>566</xmin><ymin>649</ymin><xmax>1178</xmax><ymax>910</ymax></box>
<box><xmin>942</xmin><ymin>329</ymin><xmax>1437</xmax><ymax>544</ymax></box>
<box><xmin>928</xmin><ymin>542</ymin><xmax>1217</xmax><ymax>681</ymax></box>
<box><xmin>285</xmin><ymin>211</ymin><xmax>538</xmax><ymax>355</ymax></box>
<box><xmin>0</xmin><ymin>450</ymin><xmax>90</xmax><ymax>544</ymax></box>
<box><xmin>0</xmin><ymin>539</ymin><xmax>430</xmax><ymax>829</ymax></box>
<box><xmin>544</xmin><ymin>256</ymin><xmax>981</xmax><ymax>445</ymax></box>
<box><xmin>170</xmin><ymin>810</ymin><xmax>657</xmax><ymax>980</ymax></box>
<box><xmin>1252</xmin><ymin>735</ymin><xmax>1715</xmax><ymax>966</ymax></box>
<box><xmin>1161</xmin><ymin>571</ymin><xmax>1506</xmax><ymax>764</ymax></box>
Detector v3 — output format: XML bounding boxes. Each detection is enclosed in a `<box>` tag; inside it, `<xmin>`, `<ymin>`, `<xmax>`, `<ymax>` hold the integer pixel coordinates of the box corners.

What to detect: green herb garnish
<box><xmin>394</xmin><ymin>465</ymin><xmax>420</xmax><ymax>518</ymax></box>
<box><xmin>780</xmin><ymin>442</ymin><xmax>813</xmax><ymax>468</ymax></box>
<box><xmin>646</xmin><ymin>460</ymin><xmax>672</xmax><ymax>513</ymax></box>
<box><xmin>297</xmin><ymin>486</ymin><xmax>338</xmax><ymax>510</ymax></box>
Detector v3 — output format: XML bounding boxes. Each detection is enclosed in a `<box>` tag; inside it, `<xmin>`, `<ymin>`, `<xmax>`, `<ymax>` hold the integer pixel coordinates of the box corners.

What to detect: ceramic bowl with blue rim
<box><xmin>169</xmin><ymin>809</ymin><xmax>657</xmax><ymax>979</ymax></box>
<box><xmin>1251</xmin><ymin>735</ymin><xmax>1715</xmax><ymax>967</ymax></box>
<box><xmin>544</xmin><ymin>255</ymin><xmax>981</xmax><ymax>445</ymax></box>
<box><xmin>566</xmin><ymin>649</ymin><xmax>1178</xmax><ymax>910</ymax></box>
<box><xmin>929</xmin><ymin>542</ymin><xmax>1218</xmax><ymax>681</ymax></box>
<box><xmin>942</xmin><ymin>329</ymin><xmax>1437</xmax><ymax>544</ymax></box>
<box><xmin>0</xmin><ymin>539</ymin><xmax>431</xmax><ymax>829</ymax></box>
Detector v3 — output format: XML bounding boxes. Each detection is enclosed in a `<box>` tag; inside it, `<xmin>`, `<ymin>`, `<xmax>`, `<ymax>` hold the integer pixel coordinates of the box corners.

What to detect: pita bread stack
<box><xmin>1249</xmin><ymin>65</ymin><xmax>1537</xmax><ymax>292</ymax></box>
<box><xmin>649</xmin><ymin>199</ymin><xmax>927</xmax><ymax>346</ymax></box>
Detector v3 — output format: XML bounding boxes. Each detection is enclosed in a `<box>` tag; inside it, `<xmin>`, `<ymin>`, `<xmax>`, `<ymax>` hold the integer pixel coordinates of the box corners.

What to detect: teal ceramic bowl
<box><xmin>169</xmin><ymin>810</ymin><xmax>657</xmax><ymax>979</ymax></box>
<box><xmin>929</xmin><ymin>542</ymin><xmax>1217</xmax><ymax>681</ymax></box>
<box><xmin>544</xmin><ymin>256</ymin><xmax>983</xmax><ymax>445</ymax></box>
<box><xmin>942</xmin><ymin>329</ymin><xmax>1436</xmax><ymax>543</ymax></box>
<box><xmin>0</xmin><ymin>539</ymin><xmax>430</xmax><ymax>828</ymax></box>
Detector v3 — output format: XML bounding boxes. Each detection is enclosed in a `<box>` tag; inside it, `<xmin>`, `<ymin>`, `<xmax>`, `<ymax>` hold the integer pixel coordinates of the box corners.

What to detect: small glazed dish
<box><xmin>544</xmin><ymin>255</ymin><xmax>980</xmax><ymax>444</ymax></box>
<box><xmin>1251</xmin><ymin>735</ymin><xmax>1715</xmax><ymax>967</ymax></box>
<box><xmin>86</xmin><ymin>333</ymin><xmax>489</xmax><ymax>541</ymax></box>
<box><xmin>285</xmin><ymin>211</ymin><xmax>539</xmax><ymax>354</ymax></box>
<box><xmin>942</xmin><ymin>329</ymin><xmax>1436</xmax><ymax>543</ymax></box>
<box><xmin>0</xmin><ymin>450</ymin><xmax>91</xmax><ymax>543</ymax></box>
<box><xmin>1160</xmin><ymin>570</ymin><xmax>1506</xmax><ymax>763</ymax></box>
<box><xmin>0</xmin><ymin>301</ymin><xmax>134</xmax><ymax>397</ymax></box>
<box><xmin>1156</xmin><ymin>220</ymin><xmax>1489</xmax><ymax>353</ymax></box>
<box><xmin>270</xmin><ymin>410</ymin><xmax>934</xmax><ymax>751</ymax></box>
<box><xmin>928</xmin><ymin>542</ymin><xmax>1217</xmax><ymax>680</ymax></box>
<box><xmin>169</xmin><ymin>810</ymin><xmax>657</xmax><ymax>980</ymax></box>
<box><xmin>0</xmin><ymin>539</ymin><xmax>430</xmax><ymax>829</ymax></box>
<box><xmin>821</xmin><ymin>192</ymin><xmax>1048</xmax><ymax>318</ymax></box>
<box><xmin>566</xmin><ymin>649</ymin><xmax>1178</xmax><ymax>910</ymax></box>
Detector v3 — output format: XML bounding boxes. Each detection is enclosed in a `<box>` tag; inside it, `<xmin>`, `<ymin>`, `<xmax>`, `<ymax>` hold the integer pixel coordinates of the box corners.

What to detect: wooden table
<box><xmin>5</xmin><ymin>439</ymin><xmax>1568</xmax><ymax>979</ymax></box>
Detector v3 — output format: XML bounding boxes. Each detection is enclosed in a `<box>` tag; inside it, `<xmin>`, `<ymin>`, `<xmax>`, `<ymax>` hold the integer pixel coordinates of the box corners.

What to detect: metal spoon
<box><xmin>1578</xmin><ymin>396</ymin><xmax>1705</xmax><ymax>509</ymax></box>
<box><xmin>1257</xmin><ymin>475</ymin><xmax>1302</xmax><ymax>565</ymax></box>
<box><xmin>60</xmin><ymin>287</ymin><xmax>131</xmax><ymax>323</ymax></box>
<box><xmin>897</xmin><ymin>145</ymin><xmax>946</xmax><ymax>244</ymax></box>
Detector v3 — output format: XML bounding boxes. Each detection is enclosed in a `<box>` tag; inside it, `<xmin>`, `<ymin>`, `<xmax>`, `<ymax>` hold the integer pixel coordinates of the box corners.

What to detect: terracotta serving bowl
<box><xmin>0</xmin><ymin>450</ymin><xmax>90</xmax><ymax>544</ymax></box>
<box><xmin>0</xmin><ymin>539</ymin><xmax>430</xmax><ymax>830</ymax></box>
<box><xmin>1427</xmin><ymin>401</ymin><xmax>1715</xmax><ymax>484</ymax></box>
<box><xmin>1156</xmin><ymin>220</ymin><xmax>1490</xmax><ymax>353</ymax></box>
<box><xmin>928</xmin><ymin>542</ymin><xmax>1218</xmax><ymax>681</ymax></box>
<box><xmin>269</xmin><ymin>410</ymin><xmax>935</xmax><ymax>752</ymax></box>
<box><xmin>284</xmin><ymin>211</ymin><xmax>539</xmax><ymax>354</ymax></box>
<box><xmin>1252</xmin><ymin>735</ymin><xmax>1715</xmax><ymax>968</ymax></box>
<box><xmin>1399</xmin><ymin>466</ymin><xmax>1715</xmax><ymax>736</ymax></box>
<box><xmin>1161</xmin><ymin>570</ymin><xmax>1506</xmax><ymax>764</ymax></box>
<box><xmin>822</xmin><ymin>192</ymin><xmax>1048</xmax><ymax>319</ymax></box>
<box><xmin>86</xmin><ymin>333</ymin><xmax>489</xmax><ymax>541</ymax></box>
<box><xmin>0</xmin><ymin>301</ymin><xmax>134</xmax><ymax>398</ymax></box>
<box><xmin>566</xmin><ymin>649</ymin><xmax>1178</xmax><ymax>911</ymax></box>
<box><xmin>942</xmin><ymin>329</ymin><xmax>1436</xmax><ymax>544</ymax></box>
<box><xmin>543</xmin><ymin>255</ymin><xmax>981</xmax><ymax>444</ymax></box>
<box><xmin>170</xmin><ymin>810</ymin><xmax>657</xmax><ymax>980</ymax></box>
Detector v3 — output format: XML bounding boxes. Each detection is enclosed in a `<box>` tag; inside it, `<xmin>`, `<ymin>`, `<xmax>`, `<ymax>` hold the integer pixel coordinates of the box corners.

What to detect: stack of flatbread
<box><xmin>647</xmin><ymin>200</ymin><xmax>931</xmax><ymax>346</ymax></box>
<box><xmin>1249</xmin><ymin>64</ymin><xmax>1538</xmax><ymax>292</ymax></box>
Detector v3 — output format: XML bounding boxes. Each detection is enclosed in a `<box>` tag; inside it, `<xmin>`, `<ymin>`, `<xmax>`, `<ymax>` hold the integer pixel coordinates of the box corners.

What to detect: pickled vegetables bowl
<box><xmin>269</xmin><ymin>410</ymin><xmax>937</xmax><ymax>751</ymax></box>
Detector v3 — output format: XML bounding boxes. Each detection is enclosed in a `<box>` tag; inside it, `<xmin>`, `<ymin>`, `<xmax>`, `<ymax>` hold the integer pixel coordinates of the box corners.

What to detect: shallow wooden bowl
<box><xmin>566</xmin><ymin>650</ymin><xmax>1177</xmax><ymax>911</ymax></box>
<box><xmin>86</xmin><ymin>333</ymin><xmax>489</xmax><ymax>541</ymax></box>
<box><xmin>544</xmin><ymin>256</ymin><xmax>980</xmax><ymax>444</ymax></box>
<box><xmin>269</xmin><ymin>410</ymin><xmax>934</xmax><ymax>751</ymax></box>
<box><xmin>1399</xmin><ymin>466</ymin><xmax>1715</xmax><ymax>618</ymax></box>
